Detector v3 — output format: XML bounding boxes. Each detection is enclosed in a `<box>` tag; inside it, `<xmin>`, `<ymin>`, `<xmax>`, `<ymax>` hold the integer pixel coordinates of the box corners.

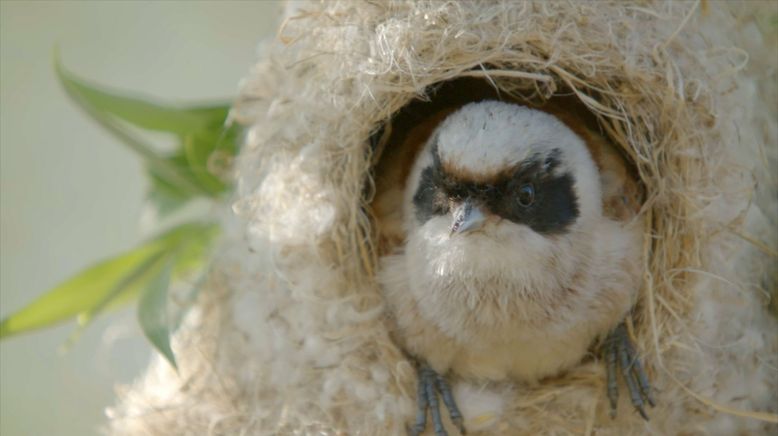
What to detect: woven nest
<box><xmin>108</xmin><ymin>1</ymin><xmax>778</xmax><ymax>435</ymax></box>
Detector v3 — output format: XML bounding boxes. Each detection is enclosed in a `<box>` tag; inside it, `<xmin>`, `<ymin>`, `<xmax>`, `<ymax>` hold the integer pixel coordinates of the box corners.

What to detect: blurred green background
<box><xmin>0</xmin><ymin>1</ymin><xmax>279</xmax><ymax>435</ymax></box>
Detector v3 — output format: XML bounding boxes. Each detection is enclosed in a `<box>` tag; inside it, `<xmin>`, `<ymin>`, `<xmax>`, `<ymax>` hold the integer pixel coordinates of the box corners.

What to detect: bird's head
<box><xmin>403</xmin><ymin>101</ymin><xmax>603</xmax><ymax>283</ymax></box>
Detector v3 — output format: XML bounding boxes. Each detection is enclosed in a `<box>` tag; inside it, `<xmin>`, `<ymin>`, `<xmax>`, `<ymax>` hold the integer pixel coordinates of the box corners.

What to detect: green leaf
<box><xmin>0</xmin><ymin>244</ymin><xmax>165</xmax><ymax>338</ymax></box>
<box><xmin>54</xmin><ymin>52</ymin><xmax>242</xmax><ymax>216</ymax></box>
<box><xmin>55</xmin><ymin>54</ymin><xmax>229</xmax><ymax>135</ymax></box>
<box><xmin>60</xmin><ymin>250</ymin><xmax>170</xmax><ymax>352</ymax></box>
<box><xmin>73</xmin><ymin>250</ymin><xmax>168</xmax><ymax>328</ymax></box>
<box><xmin>171</xmin><ymin>223</ymin><xmax>220</xmax><ymax>277</ymax></box>
<box><xmin>133</xmin><ymin>222</ymin><xmax>219</xmax><ymax>369</ymax></box>
<box><xmin>55</xmin><ymin>53</ymin><xmax>220</xmax><ymax>199</ymax></box>
<box><xmin>137</xmin><ymin>257</ymin><xmax>177</xmax><ymax>369</ymax></box>
<box><xmin>0</xmin><ymin>222</ymin><xmax>219</xmax><ymax>339</ymax></box>
<box><xmin>147</xmin><ymin>171</ymin><xmax>195</xmax><ymax>217</ymax></box>
<box><xmin>183</xmin><ymin>134</ymin><xmax>228</xmax><ymax>194</ymax></box>
<box><xmin>154</xmin><ymin>221</ymin><xmax>219</xmax><ymax>251</ymax></box>
<box><xmin>212</xmin><ymin>123</ymin><xmax>240</xmax><ymax>157</ymax></box>
<box><xmin>145</xmin><ymin>153</ymin><xmax>206</xmax><ymax>216</ymax></box>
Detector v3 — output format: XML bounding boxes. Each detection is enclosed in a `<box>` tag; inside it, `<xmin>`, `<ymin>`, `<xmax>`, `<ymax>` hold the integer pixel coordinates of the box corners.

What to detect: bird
<box><xmin>374</xmin><ymin>100</ymin><xmax>653</xmax><ymax>435</ymax></box>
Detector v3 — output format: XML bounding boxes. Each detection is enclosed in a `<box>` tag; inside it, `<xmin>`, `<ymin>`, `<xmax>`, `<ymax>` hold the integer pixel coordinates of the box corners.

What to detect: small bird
<box><xmin>376</xmin><ymin>100</ymin><xmax>653</xmax><ymax>435</ymax></box>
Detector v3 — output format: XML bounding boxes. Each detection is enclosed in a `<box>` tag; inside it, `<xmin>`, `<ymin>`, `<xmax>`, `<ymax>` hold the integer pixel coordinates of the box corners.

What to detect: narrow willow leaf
<box><xmin>61</xmin><ymin>250</ymin><xmax>168</xmax><ymax>352</ymax></box>
<box><xmin>154</xmin><ymin>221</ymin><xmax>218</xmax><ymax>248</ymax></box>
<box><xmin>0</xmin><ymin>244</ymin><xmax>165</xmax><ymax>338</ymax></box>
<box><xmin>55</xmin><ymin>54</ymin><xmax>229</xmax><ymax>135</ymax></box>
<box><xmin>73</xmin><ymin>250</ymin><xmax>167</xmax><ymax>329</ymax></box>
<box><xmin>0</xmin><ymin>222</ymin><xmax>218</xmax><ymax>339</ymax></box>
<box><xmin>55</xmin><ymin>53</ymin><xmax>241</xmax><ymax>215</ymax></box>
<box><xmin>186</xmin><ymin>125</ymin><xmax>240</xmax><ymax>197</ymax></box>
<box><xmin>137</xmin><ymin>257</ymin><xmax>177</xmax><ymax>369</ymax></box>
<box><xmin>212</xmin><ymin>123</ymin><xmax>240</xmax><ymax>156</ymax></box>
<box><xmin>183</xmin><ymin>134</ymin><xmax>227</xmax><ymax>195</ymax></box>
<box><xmin>63</xmin><ymin>222</ymin><xmax>218</xmax><ymax>348</ymax></box>
<box><xmin>145</xmin><ymin>153</ymin><xmax>208</xmax><ymax>217</ymax></box>
<box><xmin>147</xmin><ymin>171</ymin><xmax>194</xmax><ymax>217</ymax></box>
<box><xmin>199</xmin><ymin>123</ymin><xmax>240</xmax><ymax>169</ymax></box>
<box><xmin>170</xmin><ymin>222</ymin><xmax>220</xmax><ymax>277</ymax></box>
<box><xmin>60</xmin><ymin>82</ymin><xmax>208</xmax><ymax>198</ymax></box>
<box><xmin>55</xmin><ymin>55</ymin><xmax>214</xmax><ymax>199</ymax></box>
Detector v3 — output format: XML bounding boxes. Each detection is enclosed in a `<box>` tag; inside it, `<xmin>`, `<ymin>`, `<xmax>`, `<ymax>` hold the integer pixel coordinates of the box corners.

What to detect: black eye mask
<box><xmin>413</xmin><ymin>145</ymin><xmax>580</xmax><ymax>235</ymax></box>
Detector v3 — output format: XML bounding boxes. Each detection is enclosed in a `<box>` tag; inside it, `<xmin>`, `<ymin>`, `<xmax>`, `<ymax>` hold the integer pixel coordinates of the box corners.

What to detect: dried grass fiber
<box><xmin>108</xmin><ymin>1</ymin><xmax>778</xmax><ymax>435</ymax></box>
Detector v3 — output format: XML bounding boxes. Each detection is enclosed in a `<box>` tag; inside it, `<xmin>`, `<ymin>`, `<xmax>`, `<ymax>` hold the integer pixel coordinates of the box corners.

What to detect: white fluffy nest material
<box><xmin>108</xmin><ymin>1</ymin><xmax>778</xmax><ymax>435</ymax></box>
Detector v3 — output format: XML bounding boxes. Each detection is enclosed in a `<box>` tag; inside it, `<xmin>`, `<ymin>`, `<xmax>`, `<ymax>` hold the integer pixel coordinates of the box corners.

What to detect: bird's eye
<box><xmin>517</xmin><ymin>184</ymin><xmax>535</xmax><ymax>207</ymax></box>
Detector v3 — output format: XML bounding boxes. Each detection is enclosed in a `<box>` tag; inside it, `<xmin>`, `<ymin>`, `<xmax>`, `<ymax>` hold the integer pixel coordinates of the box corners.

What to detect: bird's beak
<box><xmin>450</xmin><ymin>200</ymin><xmax>486</xmax><ymax>235</ymax></box>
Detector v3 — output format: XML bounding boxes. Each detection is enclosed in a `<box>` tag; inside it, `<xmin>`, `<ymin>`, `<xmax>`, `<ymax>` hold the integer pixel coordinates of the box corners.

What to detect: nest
<box><xmin>108</xmin><ymin>1</ymin><xmax>778</xmax><ymax>435</ymax></box>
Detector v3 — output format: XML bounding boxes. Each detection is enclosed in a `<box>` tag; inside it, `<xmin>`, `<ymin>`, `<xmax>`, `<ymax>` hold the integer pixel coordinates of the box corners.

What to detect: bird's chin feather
<box><xmin>411</xmin><ymin>216</ymin><xmax>581</xmax><ymax>291</ymax></box>
<box><xmin>400</xmin><ymin>217</ymin><xmax>590</xmax><ymax>339</ymax></box>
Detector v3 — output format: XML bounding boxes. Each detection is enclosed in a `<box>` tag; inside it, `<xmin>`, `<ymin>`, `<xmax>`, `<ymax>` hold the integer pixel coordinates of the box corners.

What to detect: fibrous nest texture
<box><xmin>108</xmin><ymin>1</ymin><xmax>778</xmax><ymax>435</ymax></box>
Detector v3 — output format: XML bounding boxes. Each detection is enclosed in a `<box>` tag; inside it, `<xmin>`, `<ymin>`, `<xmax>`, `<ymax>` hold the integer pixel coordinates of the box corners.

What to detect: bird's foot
<box><xmin>410</xmin><ymin>364</ymin><xmax>465</xmax><ymax>436</ymax></box>
<box><xmin>605</xmin><ymin>322</ymin><xmax>655</xmax><ymax>420</ymax></box>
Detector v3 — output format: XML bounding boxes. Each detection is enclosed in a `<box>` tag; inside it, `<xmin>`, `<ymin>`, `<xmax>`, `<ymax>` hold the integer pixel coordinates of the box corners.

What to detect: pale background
<box><xmin>0</xmin><ymin>2</ymin><xmax>280</xmax><ymax>435</ymax></box>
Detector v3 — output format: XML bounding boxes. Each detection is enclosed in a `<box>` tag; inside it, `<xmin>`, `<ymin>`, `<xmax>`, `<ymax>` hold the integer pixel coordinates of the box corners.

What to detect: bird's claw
<box><xmin>605</xmin><ymin>322</ymin><xmax>655</xmax><ymax>420</ymax></box>
<box><xmin>410</xmin><ymin>364</ymin><xmax>465</xmax><ymax>436</ymax></box>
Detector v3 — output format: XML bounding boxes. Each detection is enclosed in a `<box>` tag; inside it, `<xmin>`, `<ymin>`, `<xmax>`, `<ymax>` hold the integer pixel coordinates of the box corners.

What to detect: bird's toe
<box><xmin>604</xmin><ymin>322</ymin><xmax>655</xmax><ymax>421</ymax></box>
<box><xmin>410</xmin><ymin>364</ymin><xmax>465</xmax><ymax>436</ymax></box>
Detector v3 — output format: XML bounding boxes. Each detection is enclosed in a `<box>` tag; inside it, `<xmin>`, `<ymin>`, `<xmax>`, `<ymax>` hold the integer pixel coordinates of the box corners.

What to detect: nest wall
<box><xmin>109</xmin><ymin>1</ymin><xmax>778</xmax><ymax>435</ymax></box>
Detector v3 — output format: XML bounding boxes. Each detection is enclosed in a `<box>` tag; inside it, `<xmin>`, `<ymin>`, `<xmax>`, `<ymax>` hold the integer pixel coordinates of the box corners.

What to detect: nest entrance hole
<box><xmin>368</xmin><ymin>77</ymin><xmax>644</xmax><ymax>254</ymax></box>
